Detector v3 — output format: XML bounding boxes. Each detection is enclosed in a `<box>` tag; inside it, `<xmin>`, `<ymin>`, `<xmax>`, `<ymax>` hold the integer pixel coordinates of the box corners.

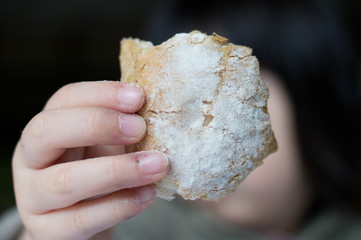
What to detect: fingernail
<box><xmin>119</xmin><ymin>114</ymin><xmax>146</xmax><ymax>138</ymax></box>
<box><xmin>137</xmin><ymin>152</ymin><xmax>168</xmax><ymax>175</ymax></box>
<box><xmin>118</xmin><ymin>84</ymin><xmax>143</xmax><ymax>108</ymax></box>
<box><xmin>136</xmin><ymin>186</ymin><xmax>155</xmax><ymax>203</ymax></box>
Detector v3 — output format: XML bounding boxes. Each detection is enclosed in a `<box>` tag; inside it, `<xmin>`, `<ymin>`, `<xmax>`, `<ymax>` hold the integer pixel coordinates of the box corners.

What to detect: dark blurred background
<box><xmin>0</xmin><ymin>0</ymin><xmax>360</xmax><ymax>214</ymax></box>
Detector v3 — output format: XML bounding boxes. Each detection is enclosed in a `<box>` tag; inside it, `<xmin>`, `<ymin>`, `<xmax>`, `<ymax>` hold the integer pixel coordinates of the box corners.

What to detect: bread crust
<box><xmin>119</xmin><ymin>31</ymin><xmax>277</xmax><ymax>201</ymax></box>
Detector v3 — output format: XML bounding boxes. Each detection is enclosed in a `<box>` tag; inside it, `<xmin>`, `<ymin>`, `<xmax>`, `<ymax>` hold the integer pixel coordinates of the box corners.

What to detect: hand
<box><xmin>12</xmin><ymin>81</ymin><xmax>169</xmax><ymax>240</ymax></box>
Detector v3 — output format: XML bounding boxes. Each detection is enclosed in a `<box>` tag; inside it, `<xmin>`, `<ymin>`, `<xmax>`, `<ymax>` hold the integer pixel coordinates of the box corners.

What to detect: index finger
<box><xmin>17</xmin><ymin>107</ymin><xmax>146</xmax><ymax>169</ymax></box>
<box><xmin>44</xmin><ymin>81</ymin><xmax>145</xmax><ymax>113</ymax></box>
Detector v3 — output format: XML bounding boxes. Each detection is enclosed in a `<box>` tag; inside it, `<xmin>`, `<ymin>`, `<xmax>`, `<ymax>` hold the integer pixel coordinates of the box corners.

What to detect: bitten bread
<box><xmin>119</xmin><ymin>31</ymin><xmax>277</xmax><ymax>201</ymax></box>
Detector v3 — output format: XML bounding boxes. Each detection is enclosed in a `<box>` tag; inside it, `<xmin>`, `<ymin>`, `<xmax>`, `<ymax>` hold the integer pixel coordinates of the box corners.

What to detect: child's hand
<box><xmin>12</xmin><ymin>81</ymin><xmax>169</xmax><ymax>240</ymax></box>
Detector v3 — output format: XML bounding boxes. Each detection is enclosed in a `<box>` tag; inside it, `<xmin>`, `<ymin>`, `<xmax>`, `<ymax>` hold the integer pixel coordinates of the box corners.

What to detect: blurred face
<box><xmin>209</xmin><ymin>69</ymin><xmax>313</xmax><ymax>232</ymax></box>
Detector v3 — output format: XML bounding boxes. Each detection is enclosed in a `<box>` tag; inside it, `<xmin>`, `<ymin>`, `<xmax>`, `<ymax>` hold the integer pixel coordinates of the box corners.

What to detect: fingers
<box><xmin>19</xmin><ymin>107</ymin><xmax>146</xmax><ymax>169</ymax></box>
<box><xmin>28</xmin><ymin>152</ymin><xmax>168</xmax><ymax>213</ymax></box>
<box><xmin>28</xmin><ymin>186</ymin><xmax>156</xmax><ymax>240</ymax></box>
<box><xmin>13</xmin><ymin>81</ymin><xmax>158</xmax><ymax>239</ymax></box>
<box><xmin>44</xmin><ymin>81</ymin><xmax>145</xmax><ymax>113</ymax></box>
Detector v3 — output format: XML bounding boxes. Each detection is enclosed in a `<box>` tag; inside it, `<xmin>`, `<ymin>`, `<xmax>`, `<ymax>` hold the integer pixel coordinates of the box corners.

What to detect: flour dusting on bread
<box><xmin>120</xmin><ymin>31</ymin><xmax>277</xmax><ymax>201</ymax></box>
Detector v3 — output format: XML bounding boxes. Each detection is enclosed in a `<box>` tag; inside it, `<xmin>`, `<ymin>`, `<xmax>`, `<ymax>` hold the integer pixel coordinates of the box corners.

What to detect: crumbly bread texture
<box><xmin>119</xmin><ymin>31</ymin><xmax>277</xmax><ymax>201</ymax></box>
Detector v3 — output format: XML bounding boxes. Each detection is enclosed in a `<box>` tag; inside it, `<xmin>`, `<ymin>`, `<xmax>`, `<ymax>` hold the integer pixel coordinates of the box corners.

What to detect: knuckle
<box><xmin>59</xmin><ymin>82</ymin><xmax>77</xmax><ymax>93</ymax></box>
<box><xmin>21</xmin><ymin>112</ymin><xmax>49</xmax><ymax>149</ymax></box>
<box><xmin>53</xmin><ymin>84</ymin><xmax>68</xmax><ymax>99</ymax></box>
<box><xmin>33</xmin><ymin>166</ymin><xmax>73</xmax><ymax>197</ymax></box>
<box><xmin>105</xmin><ymin>158</ymin><xmax>128</xmax><ymax>188</ymax></box>
<box><xmin>83</xmin><ymin>109</ymin><xmax>104</xmax><ymax>139</ymax></box>
<box><xmin>84</xmin><ymin>108</ymin><xmax>121</xmax><ymax>145</ymax></box>
<box><xmin>72</xmin><ymin>208</ymin><xmax>91</xmax><ymax>236</ymax></box>
<box><xmin>105</xmin><ymin>156</ymin><xmax>138</xmax><ymax>189</ymax></box>
<box><xmin>49</xmin><ymin>166</ymin><xmax>74</xmax><ymax>196</ymax></box>
<box><xmin>107</xmin><ymin>192</ymin><xmax>138</xmax><ymax>221</ymax></box>
<box><xmin>25</xmin><ymin>112</ymin><xmax>48</xmax><ymax>140</ymax></box>
<box><xmin>107</xmin><ymin>195</ymin><xmax>124</xmax><ymax>218</ymax></box>
<box><xmin>46</xmin><ymin>83</ymin><xmax>76</xmax><ymax>109</ymax></box>
<box><xmin>56</xmin><ymin>82</ymin><xmax>78</xmax><ymax>99</ymax></box>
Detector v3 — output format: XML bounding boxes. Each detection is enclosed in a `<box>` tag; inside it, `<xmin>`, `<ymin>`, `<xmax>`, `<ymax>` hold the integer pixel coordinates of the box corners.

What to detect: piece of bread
<box><xmin>119</xmin><ymin>31</ymin><xmax>277</xmax><ymax>201</ymax></box>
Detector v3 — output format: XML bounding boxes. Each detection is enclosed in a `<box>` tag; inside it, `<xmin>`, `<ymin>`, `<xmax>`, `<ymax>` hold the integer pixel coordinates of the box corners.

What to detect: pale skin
<box><xmin>13</xmin><ymin>72</ymin><xmax>311</xmax><ymax>239</ymax></box>
<box><xmin>13</xmin><ymin>81</ymin><xmax>169</xmax><ymax>240</ymax></box>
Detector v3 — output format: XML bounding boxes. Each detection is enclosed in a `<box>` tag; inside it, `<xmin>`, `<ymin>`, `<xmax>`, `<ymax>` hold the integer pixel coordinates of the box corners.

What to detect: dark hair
<box><xmin>144</xmin><ymin>0</ymin><xmax>361</xmax><ymax>211</ymax></box>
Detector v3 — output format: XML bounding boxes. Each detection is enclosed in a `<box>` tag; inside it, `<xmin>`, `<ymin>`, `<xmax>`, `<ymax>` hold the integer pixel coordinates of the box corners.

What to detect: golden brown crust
<box><xmin>119</xmin><ymin>31</ymin><xmax>277</xmax><ymax>201</ymax></box>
